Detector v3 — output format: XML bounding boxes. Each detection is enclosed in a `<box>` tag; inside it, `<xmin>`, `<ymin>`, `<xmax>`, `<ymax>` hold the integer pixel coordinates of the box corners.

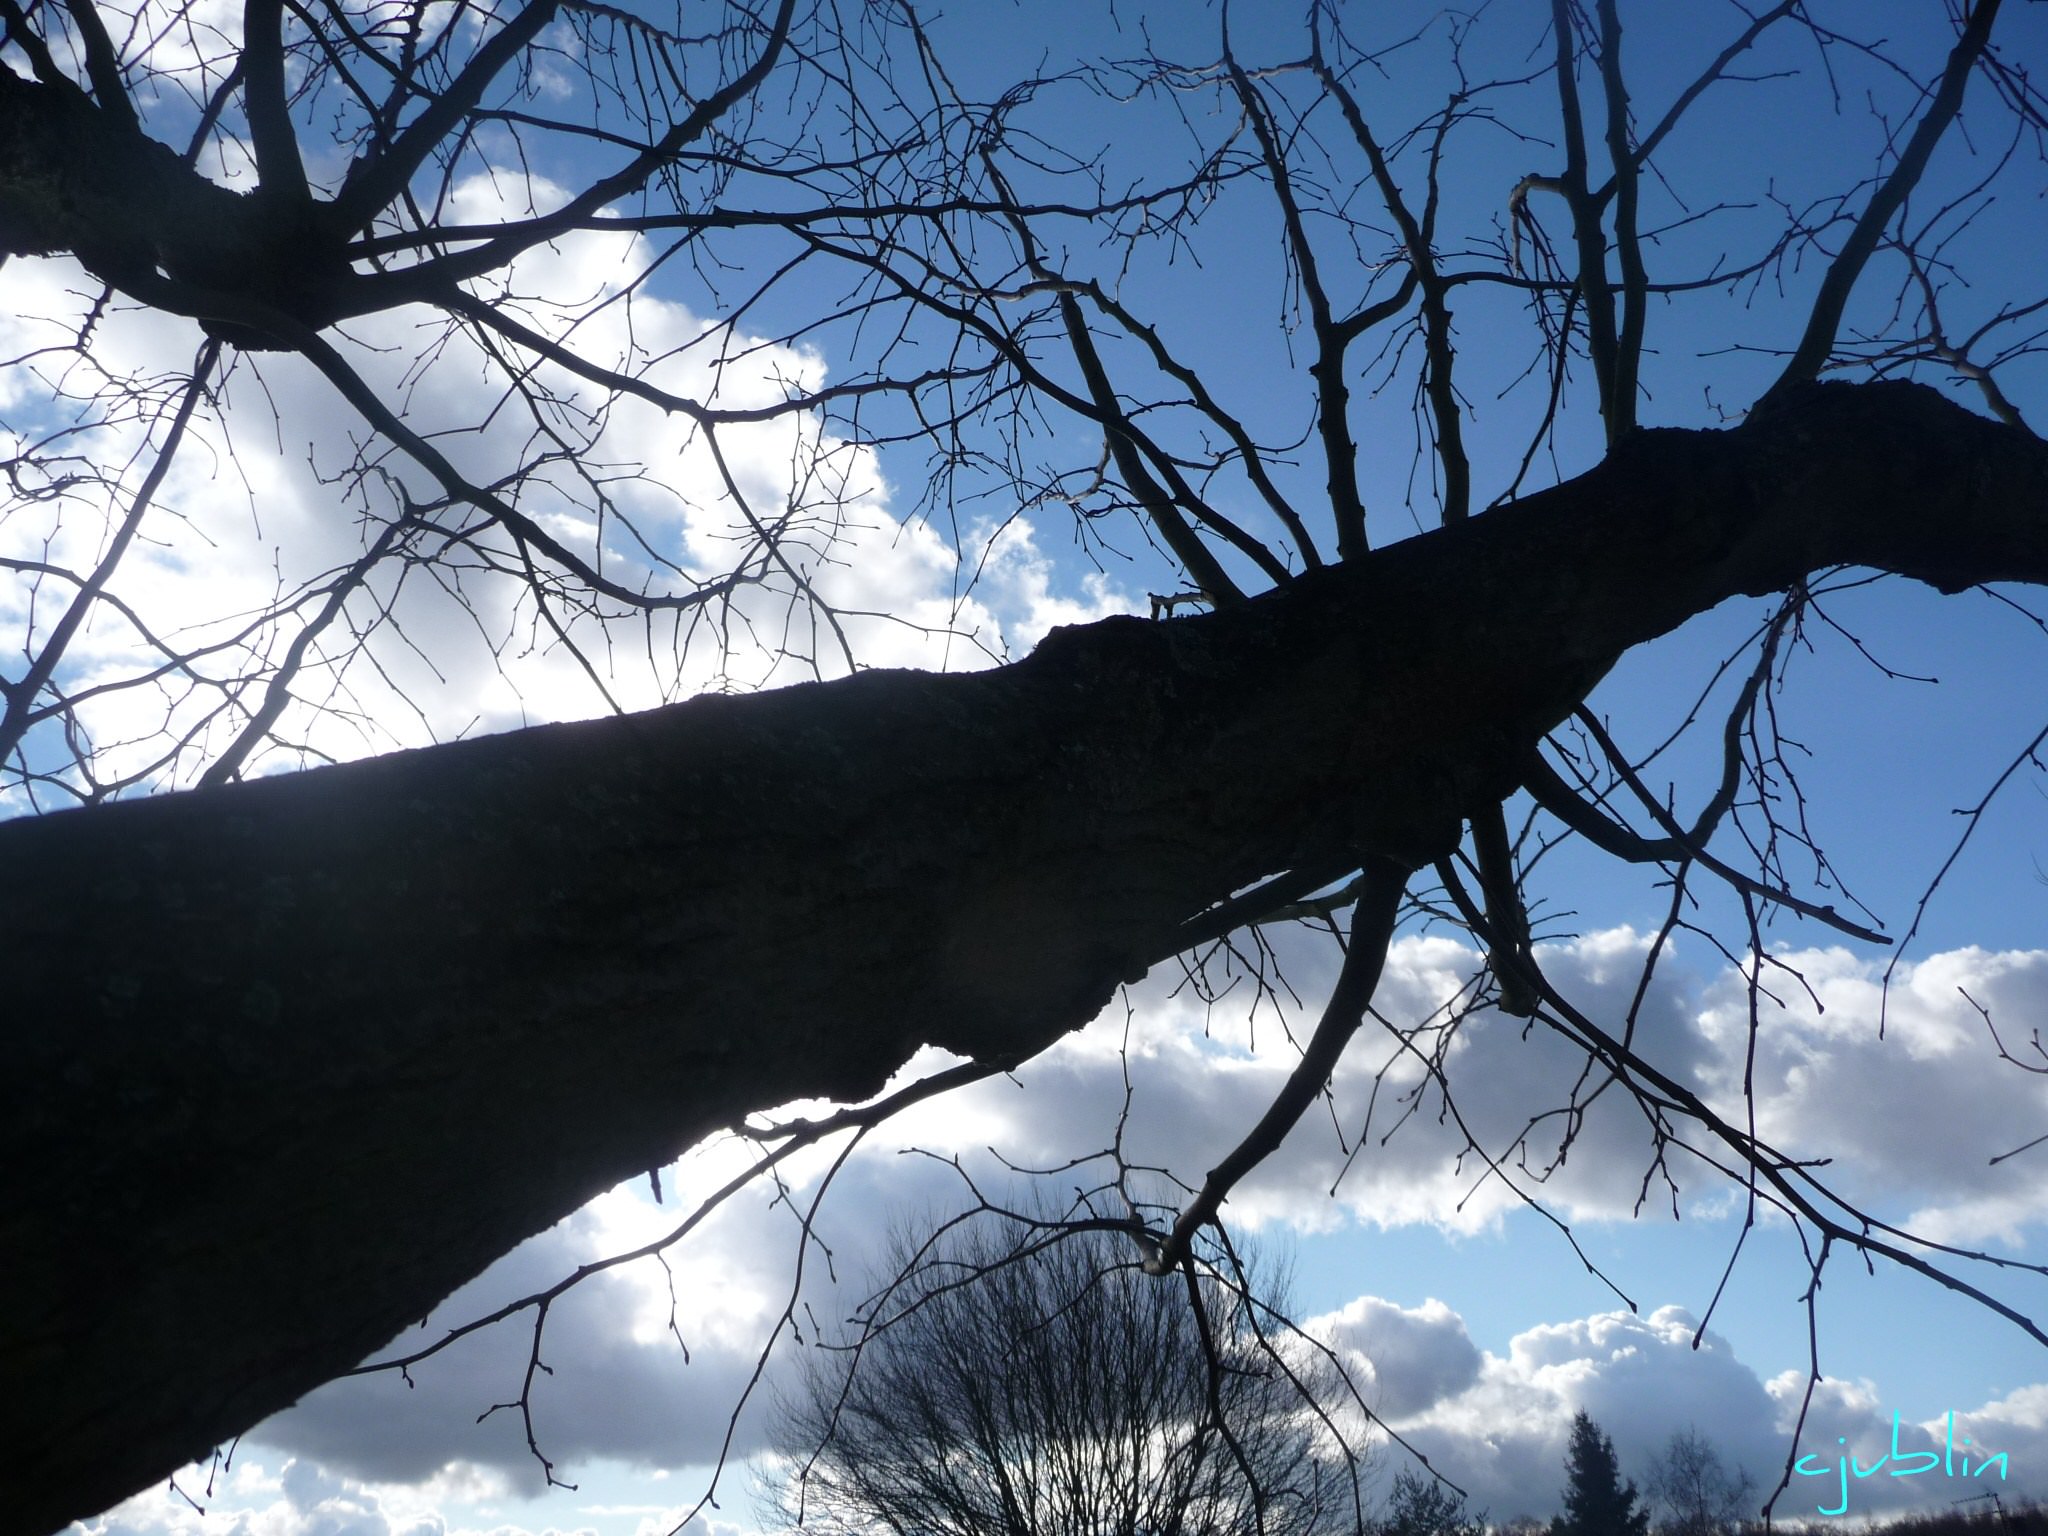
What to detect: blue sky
<box><xmin>10</xmin><ymin>2</ymin><xmax>2048</xmax><ymax>1534</ymax></box>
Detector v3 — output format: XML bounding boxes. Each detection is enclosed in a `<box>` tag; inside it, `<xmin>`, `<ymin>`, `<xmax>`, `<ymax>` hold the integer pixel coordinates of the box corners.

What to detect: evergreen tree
<box><xmin>1551</xmin><ymin>1411</ymin><xmax>1651</xmax><ymax>1536</ymax></box>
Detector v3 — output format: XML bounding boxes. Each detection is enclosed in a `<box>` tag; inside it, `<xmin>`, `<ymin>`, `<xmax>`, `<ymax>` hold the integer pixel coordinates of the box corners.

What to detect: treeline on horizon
<box><xmin>1490</xmin><ymin>1501</ymin><xmax>2048</xmax><ymax>1536</ymax></box>
<box><xmin>1744</xmin><ymin>1502</ymin><xmax>2045</xmax><ymax>1536</ymax></box>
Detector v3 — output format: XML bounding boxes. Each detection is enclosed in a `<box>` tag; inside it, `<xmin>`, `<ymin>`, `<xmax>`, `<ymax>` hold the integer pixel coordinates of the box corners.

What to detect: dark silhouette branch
<box><xmin>1227</xmin><ymin>49</ymin><xmax>1370</xmax><ymax>560</ymax></box>
<box><xmin>1153</xmin><ymin>858</ymin><xmax>1410</xmax><ymax>1274</ymax></box>
<box><xmin>1766</xmin><ymin>0</ymin><xmax>2003</xmax><ymax>399</ymax></box>
<box><xmin>1312</xmin><ymin>60</ymin><xmax>1468</xmax><ymax>523</ymax></box>
<box><xmin>1594</xmin><ymin>0</ymin><xmax>1646</xmax><ymax>435</ymax></box>
<box><xmin>4</xmin><ymin>376</ymin><xmax>2046</xmax><ymax>1530</ymax></box>
<box><xmin>0</xmin><ymin>339</ymin><xmax>221</xmax><ymax>768</ymax></box>
<box><xmin>1549</xmin><ymin>0</ymin><xmax>1622</xmax><ymax>435</ymax></box>
<box><xmin>61</xmin><ymin>0</ymin><xmax>137</xmax><ymax>131</ymax></box>
<box><xmin>330</xmin><ymin>0</ymin><xmax>567</xmax><ymax>233</ymax></box>
<box><xmin>241</xmin><ymin>0</ymin><xmax>311</xmax><ymax>203</ymax></box>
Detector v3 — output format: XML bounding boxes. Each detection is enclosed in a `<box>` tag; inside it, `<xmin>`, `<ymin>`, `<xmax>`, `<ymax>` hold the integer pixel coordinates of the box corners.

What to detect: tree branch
<box><xmin>1550</xmin><ymin>0</ymin><xmax>1622</xmax><ymax>432</ymax></box>
<box><xmin>331</xmin><ymin>0</ymin><xmax>566</xmax><ymax>232</ymax></box>
<box><xmin>1313</xmin><ymin>59</ymin><xmax>1468</xmax><ymax>522</ymax></box>
<box><xmin>4</xmin><ymin>379</ymin><xmax>2045</xmax><ymax>1529</ymax></box>
<box><xmin>1595</xmin><ymin>0</ymin><xmax>1646</xmax><ymax>435</ymax></box>
<box><xmin>243</xmin><ymin>0</ymin><xmax>311</xmax><ymax>202</ymax></box>
<box><xmin>0</xmin><ymin>340</ymin><xmax>220</xmax><ymax>768</ymax></box>
<box><xmin>1228</xmin><ymin>51</ymin><xmax>1370</xmax><ymax>559</ymax></box>
<box><xmin>1150</xmin><ymin>858</ymin><xmax>1409</xmax><ymax>1275</ymax></box>
<box><xmin>1766</xmin><ymin>0</ymin><xmax>2004</xmax><ymax>399</ymax></box>
<box><xmin>61</xmin><ymin>0</ymin><xmax>137</xmax><ymax>130</ymax></box>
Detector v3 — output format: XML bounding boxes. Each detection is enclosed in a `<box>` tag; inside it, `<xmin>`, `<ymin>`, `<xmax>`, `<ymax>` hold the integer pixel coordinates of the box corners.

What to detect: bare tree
<box><xmin>773</xmin><ymin>1211</ymin><xmax>1359</xmax><ymax>1536</ymax></box>
<box><xmin>1380</xmin><ymin>1468</ymin><xmax>1486</xmax><ymax>1536</ymax></box>
<box><xmin>1647</xmin><ymin>1427</ymin><xmax>1756</xmax><ymax>1536</ymax></box>
<box><xmin>2</xmin><ymin>1</ymin><xmax>2046</xmax><ymax>1531</ymax></box>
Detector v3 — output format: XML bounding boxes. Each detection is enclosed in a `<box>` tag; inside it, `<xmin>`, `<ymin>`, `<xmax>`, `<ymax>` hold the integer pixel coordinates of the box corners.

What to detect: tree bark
<box><xmin>3</xmin><ymin>380</ymin><xmax>2043</xmax><ymax>1534</ymax></box>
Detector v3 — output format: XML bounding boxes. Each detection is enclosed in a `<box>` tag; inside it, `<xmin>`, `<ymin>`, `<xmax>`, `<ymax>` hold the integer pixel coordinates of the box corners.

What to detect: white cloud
<box><xmin>1696</xmin><ymin>944</ymin><xmax>2048</xmax><ymax>1244</ymax></box>
<box><xmin>1042</xmin><ymin>929</ymin><xmax>2048</xmax><ymax>1248</ymax></box>
<box><xmin>97</xmin><ymin>1288</ymin><xmax>2048</xmax><ymax>1535</ymax></box>
<box><xmin>1391</xmin><ymin>1305</ymin><xmax>1736</xmax><ymax>1521</ymax></box>
<box><xmin>846</xmin><ymin>924</ymin><xmax>1720</xmax><ymax>1240</ymax></box>
<box><xmin>0</xmin><ymin>170</ymin><xmax>1139</xmax><ymax>799</ymax></box>
<box><xmin>74</xmin><ymin>1454</ymin><xmax>463</xmax><ymax>1536</ymax></box>
<box><xmin>1322</xmin><ymin>1303</ymin><xmax>2040</xmax><ymax>1526</ymax></box>
<box><xmin>186</xmin><ymin>930</ymin><xmax>2048</xmax><ymax>1523</ymax></box>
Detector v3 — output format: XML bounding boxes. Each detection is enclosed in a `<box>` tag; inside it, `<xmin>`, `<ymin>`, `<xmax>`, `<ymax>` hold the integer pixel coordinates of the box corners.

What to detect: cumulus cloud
<box><xmin>1031</xmin><ymin>929</ymin><xmax>2048</xmax><ymax>1247</ymax></box>
<box><xmin>253</xmin><ymin>1180</ymin><xmax>803</xmax><ymax>1488</ymax></box>
<box><xmin>241</xmin><ymin>1111</ymin><xmax>990</xmax><ymax>1496</ymax></box>
<box><xmin>1316</xmin><ymin>1302</ymin><xmax>2038</xmax><ymax>1527</ymax></box>
<box><xmin>197</xmin><ymin>928</ymin><xmax>2048</xmax><ymax>1524</ymax></box>
<box><xmin>851</xmin><ymin>924</ymin><xmax>1694</xmax><ymax>1240</ymax></box>
<box><xmin>1357</xmin><ymin>1305</ymin><xmax>1765</xmax><ymax>1520</ymax></box>
<box><xmin>860</xmin><ymin>924</ymin><xmax>2048</xmax><ymax>1250</ymax></box>
<box><xmin>101</xmin><ymin>1290</ymin><xmax>2044</xmax><ymax>1535</ymax></box>
<box><xmin>1695</xmin><ymin>944</ymin><xmax>2048</xmax><ymax>1246</ymax></box>
<box><xmin>1317</xmin><ymin>1296</ymin><xmax>1485</xmax><ymax>1420</ymax></box>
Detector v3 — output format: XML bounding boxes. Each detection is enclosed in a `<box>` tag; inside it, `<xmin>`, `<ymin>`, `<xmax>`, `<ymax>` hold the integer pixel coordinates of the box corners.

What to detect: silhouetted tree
<box><xmin>773</xmin><ymin>1215</ymin><xmax>1360</xmax><ymax>1536</ymax></box>
<box><xmin>1380</xmin><ymin>1468</ymin><xmax>1485</xmax><ymax>1536</ymax></box>
<box><xmin>1552</xmin><ymin>1411</ymin><xmax>1650</xmax><ymax>1536</ymax></box>
<box><xmin>1648</xmin><ymin>1426</ymin><xmax>1756</xmax><ymax>1536</ymax></box>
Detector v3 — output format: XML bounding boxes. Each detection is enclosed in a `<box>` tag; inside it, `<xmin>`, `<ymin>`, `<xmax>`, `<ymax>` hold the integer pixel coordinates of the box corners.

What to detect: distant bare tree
<box><xmin>1380</xmin><ymin>1467</ymin><xmax>1486</xmax><ymax>1536</ymax></box>
<box><xmin>1648</xmin><ymin>1427</ymin><xmax>1757</xmax><ymax>1536</ymax></box>
<box><xmin>773</xmin><ymin>1212</ymin><xmax>1362</xmax><ymax>1536</ymax></box>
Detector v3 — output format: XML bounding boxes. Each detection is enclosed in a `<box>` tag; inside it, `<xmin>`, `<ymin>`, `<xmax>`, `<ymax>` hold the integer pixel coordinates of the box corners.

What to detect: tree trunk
<box><xmin>2</xmin><ymin>381</ymin><xmax>2042</xmax><ymax>1534</ymax></box>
